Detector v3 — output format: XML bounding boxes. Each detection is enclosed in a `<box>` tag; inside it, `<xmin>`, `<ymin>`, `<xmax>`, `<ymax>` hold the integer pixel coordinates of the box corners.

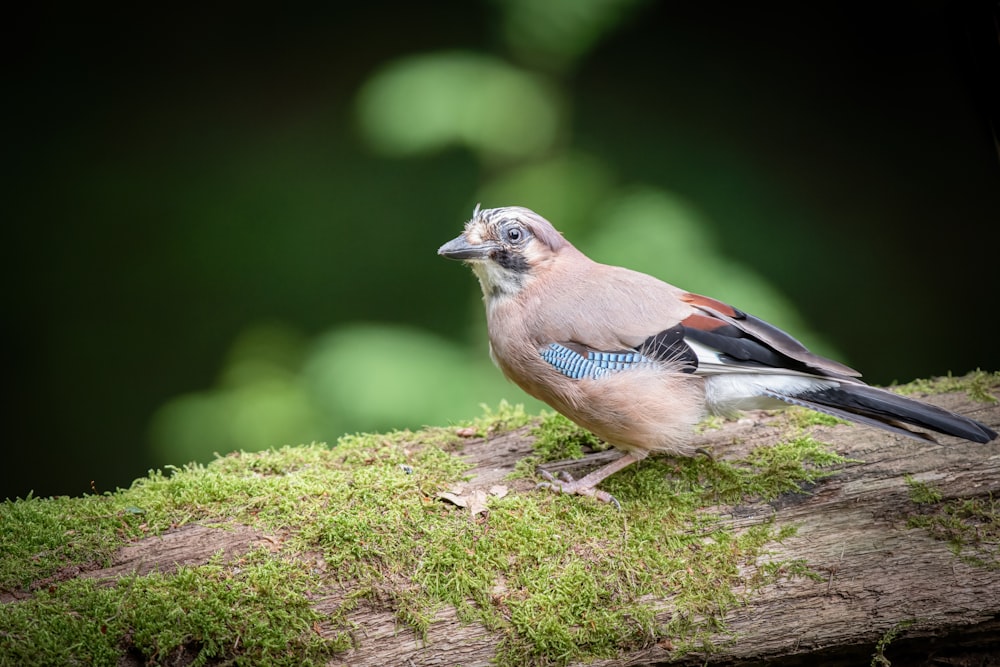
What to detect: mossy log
<box><xmin>2</xmin><ymin>376</ymin><xmax>999</xmax><ymax>666</ymax></box>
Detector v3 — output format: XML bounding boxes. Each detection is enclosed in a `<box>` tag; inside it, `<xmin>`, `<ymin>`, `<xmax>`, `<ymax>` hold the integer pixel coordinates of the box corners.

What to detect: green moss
<box><xmin>0</xmin><ymin>551</ymin><xmax>335</xmax><ymax>667</ymax></box>
<box><xmin>0</xmin><ymin>404</ymin><xmax>860</xmax><ymax>666</ymax></box>
<box><xmin>870</xmin><ymin>619</ymin><xmax>917</xmax><ymax>667</ymax></box>
<box><xmin>531</xmin><ymin>412</ymin><xmax>605</xmax><ymax>460</ymax></box>
<box><xmin>784</xmin><ymin>406</ymin><xmax>848</xmax><ymax>429</ymax></box>
<box><xmin>0</xmin><ymin>493</ymin><xmax>131</xmax><ymax>592</ymax></box>
<box><xmin>695</xmin><ymin>414</ymin><xmax>727</xmax><ymax>432</ymax></box>
<box><xmin>0</xmin><ymin>433</ymin><xmax>470</xmax><ymax>665</ymax></box>
<box><xmin>465</xmin><ymin>400</ymin><xmax>536</xmax><ymax>437</ymax></box>
<box><xmin>302</xmin><ymin>417</ymin><xmax>839</xmax><ymax>665</ymax></box>
<box><xmin>509</xmin><ymin>412</ymin><xmax>608</xmax><ymax>479</ymax></box>
<box><xmin>681</xmin><ymin>436</ymin><xmax>854</xmax><ymax>506</ymax></box>
<box><xmin>906</xmin><ymin>490</ymin><xmax>1000</xmax><ymax>570</ymax></box>
<box><xmin>891</xmin><ymin>369</ymin><xmax>999</xmax><ymax>404</ymax></box>
<box><xmin>904</xmin><ymin>475</ymin><xmax>943</xmax><ymax>505</ymax></box>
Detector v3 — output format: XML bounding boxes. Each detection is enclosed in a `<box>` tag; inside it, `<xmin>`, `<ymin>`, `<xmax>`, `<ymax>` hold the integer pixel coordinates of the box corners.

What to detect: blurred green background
<box><xmin>5</xmin><ymin>3</ymin><xmax>999</xmax><ymax>500</ymax></box>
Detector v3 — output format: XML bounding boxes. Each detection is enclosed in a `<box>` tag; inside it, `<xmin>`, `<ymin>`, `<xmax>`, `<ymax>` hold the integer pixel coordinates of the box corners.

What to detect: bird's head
<box><xmin>438</xmin><ymin>205</ymin><xmax>570</xmax><ymax>299</ymax></box>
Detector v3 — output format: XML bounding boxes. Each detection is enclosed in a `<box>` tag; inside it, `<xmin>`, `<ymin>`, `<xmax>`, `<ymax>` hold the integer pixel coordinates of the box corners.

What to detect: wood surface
<box><xmin>44</xmin><ymin>388</ymin><xmax>1000</xmax><ymax>665</ymax></box>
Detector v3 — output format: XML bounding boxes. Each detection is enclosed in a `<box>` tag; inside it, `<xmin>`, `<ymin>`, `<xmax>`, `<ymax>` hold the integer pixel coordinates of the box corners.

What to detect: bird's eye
<box><xmin>506</xmin><ymin>225</ymin><xmax>524</xmax><ymax>243</ymax></box>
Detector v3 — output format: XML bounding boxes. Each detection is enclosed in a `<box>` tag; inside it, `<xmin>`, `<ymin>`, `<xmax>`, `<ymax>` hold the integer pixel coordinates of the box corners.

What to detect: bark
<box><xmin>30</xmin><ymin>388</ymin><xmax>1000</xmax><ymax>666</ymax></box>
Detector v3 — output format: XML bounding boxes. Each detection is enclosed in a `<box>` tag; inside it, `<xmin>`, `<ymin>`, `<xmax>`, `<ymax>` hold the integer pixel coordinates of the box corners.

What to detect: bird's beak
<box><xmin>437</xmin><ymin>234</ymin><xmax>494</xmax><ymax>261</ymax></box>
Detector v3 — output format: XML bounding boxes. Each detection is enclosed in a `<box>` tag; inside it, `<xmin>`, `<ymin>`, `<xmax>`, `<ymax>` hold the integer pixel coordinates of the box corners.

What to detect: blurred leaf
<box><xmin>303</xmin><ymin>323</ymin><xmax>541</xmax><ymax>431</ymax></box>
<box><xmin>148</xmin><ymin>318</ymin><xmax>544</xmax><ymax>465</ymax></box>
<box><xmin>356</xmin><ymin>52</ymin><xmax>563</xmax><ymax>160</ymax></box>
<box><xmin>474</xmin><ymin>152</ymin><xmax>615</xmax><ymax>236</ymax></box>
<box><xmin>218</xmin><ymin>323</ymin><xmax>309</xmax><ymax>389</ymax></box>
<box><xmin>148</xmin><ymin>379</ymin><xmax>328</xmax><ymax>465</ymax></box>
<box><xmin>493</xmin><ymin>0</ymin><xmax>650</xmax><ymax>71</ymax></box>
<box><xmin>148</xmin><ymin>324</ymin><xmax>327</xmax><ymax>463</ymax></box>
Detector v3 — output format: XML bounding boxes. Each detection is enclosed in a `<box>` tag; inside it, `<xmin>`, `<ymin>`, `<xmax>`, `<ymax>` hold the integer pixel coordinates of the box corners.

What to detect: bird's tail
<box><xmin>765</xmin><ymin>383</ymin><xmax>997</xmax><ymax>444</ymax></box>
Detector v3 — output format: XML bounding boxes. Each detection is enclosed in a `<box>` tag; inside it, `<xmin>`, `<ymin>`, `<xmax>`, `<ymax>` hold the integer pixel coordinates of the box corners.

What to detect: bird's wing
<box><xmin>539</xmin><ymin>326</ymin><xmax>698</xmax><ymax>380</ymax></box>
<box><xmin>529</xmin><ymin>260</ymin><xmax>857</xmax><ymax>380</ymax></box>
<box><xmin>677</xmin><ymin>292</ymin><xmax>860</xmax><ymax>379</ymax></box>
<box><xmin>534</xmin><ymin>277</ymin><xmax>859</xmax><ymax>382</ymax></box>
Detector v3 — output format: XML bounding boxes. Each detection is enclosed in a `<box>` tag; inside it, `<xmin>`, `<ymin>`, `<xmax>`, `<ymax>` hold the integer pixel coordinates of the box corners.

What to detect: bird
<box><xmin>437</xmin><ymin>205</ymin><xmax>997</xmax><ymax>503</ymax></box>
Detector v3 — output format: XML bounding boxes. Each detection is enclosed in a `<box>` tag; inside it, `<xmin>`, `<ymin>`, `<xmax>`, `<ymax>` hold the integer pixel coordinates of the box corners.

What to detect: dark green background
<box><xmin>6</xmin><ymin>3</ymin><xmax>998</xmax><ymax>500</ymax></box>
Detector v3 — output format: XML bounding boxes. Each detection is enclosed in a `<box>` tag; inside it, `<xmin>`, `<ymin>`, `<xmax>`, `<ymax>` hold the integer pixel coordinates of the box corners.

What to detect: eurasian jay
<box><xmin>438</xmin><ymin>205</ymin><xmax>997</xmax><ymax>502</ymax></box>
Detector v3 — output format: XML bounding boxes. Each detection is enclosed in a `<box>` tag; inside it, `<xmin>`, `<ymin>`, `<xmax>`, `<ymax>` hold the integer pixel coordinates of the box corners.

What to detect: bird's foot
<box><xmin>694</xmin><ymin>446</ymin><xmax>715</xmax><ymax>461</ymax></box>
<box><xmin>535</xmin><ymin>469</ymin><xmax>621</xmax><ymax>509</ymax></box>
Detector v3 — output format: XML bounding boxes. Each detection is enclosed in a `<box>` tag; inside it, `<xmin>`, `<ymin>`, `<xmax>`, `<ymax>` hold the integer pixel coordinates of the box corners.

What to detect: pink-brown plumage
<box><xmin>483</xmin><ymin>240</ymin><xmax>706</xmax><ymax>457</ymax></box>
<box><xmin>438</xmin><ymin>205</ymin><xmax>996</xmax><ymax>502</ymax></box>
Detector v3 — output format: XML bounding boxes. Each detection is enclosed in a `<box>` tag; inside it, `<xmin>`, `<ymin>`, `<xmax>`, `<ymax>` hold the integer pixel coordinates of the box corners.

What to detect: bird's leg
<box><xmin>536</xmin><ymin>450</ymin><xmax>643</xmax><ymax>506</ymax></box>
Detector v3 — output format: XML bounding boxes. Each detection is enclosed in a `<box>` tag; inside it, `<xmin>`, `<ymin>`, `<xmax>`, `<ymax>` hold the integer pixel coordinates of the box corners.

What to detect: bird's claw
<box><xmin>534</xmin><ymin>468</ymin><xmax>621</xmax><ymax>510</ymax></box>
<box><xmin>537</xmin><ymin>469</ymin><xmax>573</xmax><ymax>485</ymax></box>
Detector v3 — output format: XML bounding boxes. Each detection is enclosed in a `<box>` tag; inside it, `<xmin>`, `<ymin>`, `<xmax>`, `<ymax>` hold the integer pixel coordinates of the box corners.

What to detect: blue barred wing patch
<box><xmin>540</xmin><ymin>343</ymin><xmax>653</xmax><ymax>380</ymax></box>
